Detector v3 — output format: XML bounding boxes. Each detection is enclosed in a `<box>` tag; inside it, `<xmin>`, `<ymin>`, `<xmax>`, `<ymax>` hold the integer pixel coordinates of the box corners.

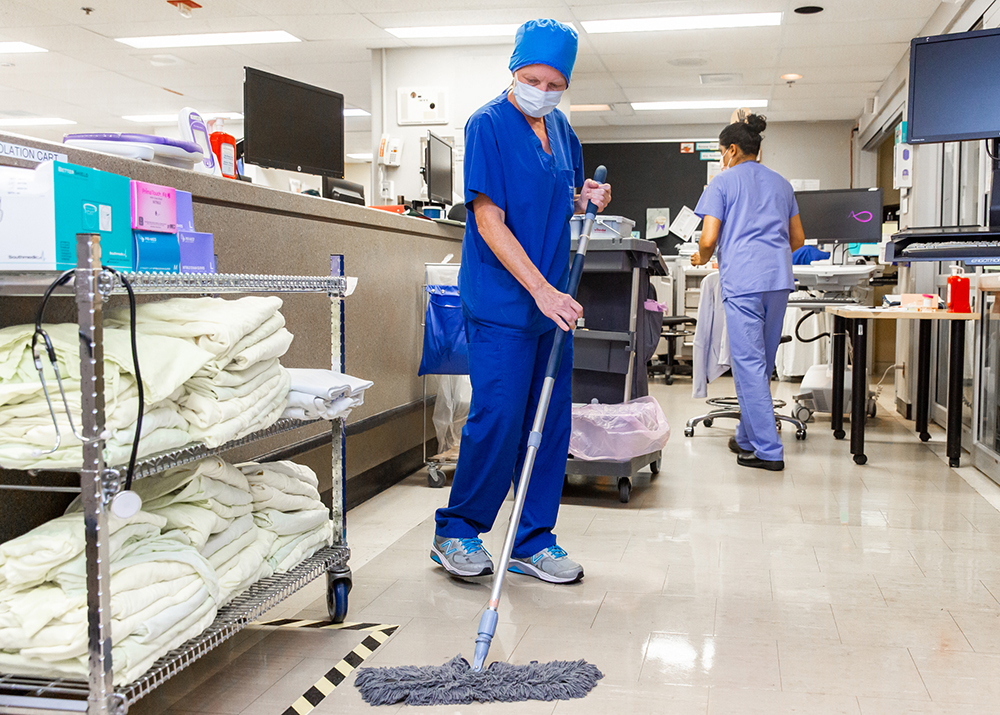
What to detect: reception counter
<box><xmin>0</xmin><ymin>132</ymin><xmax>463</xmax><ymax>539</ymax></box>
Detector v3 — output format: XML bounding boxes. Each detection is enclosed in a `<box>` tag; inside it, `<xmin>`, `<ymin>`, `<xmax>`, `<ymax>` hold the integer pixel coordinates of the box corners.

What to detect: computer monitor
<box><xmin>907</xmin><ymin>28</ymin><xmax>1000</xmax><ymax>144</ymax></box>
<box><xmin>243</xmin><ymin>67</ymin><xmax>345</xmax><ymax>179</ymax></box>
<box><xmin>795</xmin><ymin>188</ymin><xmax>883</xmax><ymax>244</ymax></box>
<box><xmin>426</xmin><ymin>132</ymin><xmax>453</xmax><ymax>205</ymax></box>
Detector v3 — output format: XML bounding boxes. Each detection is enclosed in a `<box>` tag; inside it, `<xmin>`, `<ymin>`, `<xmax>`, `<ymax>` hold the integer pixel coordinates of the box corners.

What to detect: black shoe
<box><xmin>728</xmin><ymin>437</ymin><xmax>753</xmax><ymax>456</ymax></box>
<box><xmin>737</xmin><ymin>453</ymin><xmax>785</xmax><ymax>471</ymax></box>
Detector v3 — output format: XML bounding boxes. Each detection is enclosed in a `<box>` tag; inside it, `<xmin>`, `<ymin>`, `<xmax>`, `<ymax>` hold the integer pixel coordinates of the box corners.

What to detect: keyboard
<box><xmin>902</xmin><ymin>240</ymin><xmax>1000</xmax><ymax>258</ymax></box>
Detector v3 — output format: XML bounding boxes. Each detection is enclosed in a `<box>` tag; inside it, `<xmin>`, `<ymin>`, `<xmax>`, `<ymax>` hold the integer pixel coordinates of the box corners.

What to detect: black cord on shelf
<box><xmin>795</xmin><ymin>309</ymin><xmax>830</xmax><ymax>344</ymax></box>
<box><xmin>103</xmin><ymin>268</ymin><xmax>143</xmax><ymax>492</ymax></box>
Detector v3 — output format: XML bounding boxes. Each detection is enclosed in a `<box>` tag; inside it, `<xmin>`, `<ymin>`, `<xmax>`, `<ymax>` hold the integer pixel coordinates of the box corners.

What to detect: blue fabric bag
<box><xmin>419</xmin><ymin>285</ymin><xmax>470</xmax><ymax>376</ymax></box>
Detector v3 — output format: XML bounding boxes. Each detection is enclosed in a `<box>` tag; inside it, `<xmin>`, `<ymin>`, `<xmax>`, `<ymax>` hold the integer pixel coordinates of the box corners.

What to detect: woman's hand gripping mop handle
<box><xmin>472</xmin><ymin>165</ymin><xmax>608</xmax><ymax>672</ymax></box>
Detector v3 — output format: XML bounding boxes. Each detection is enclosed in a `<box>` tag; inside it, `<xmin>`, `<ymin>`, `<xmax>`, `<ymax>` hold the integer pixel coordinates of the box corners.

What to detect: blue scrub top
<box><xmin>694</xmin><ymin>161</ymin><xmax>798</xmax><ymax>300</ymax></box>
<box><xmin>459</xmin><ymin>90</ymin><xmax>585</xmax><ymax>334</ymax></box>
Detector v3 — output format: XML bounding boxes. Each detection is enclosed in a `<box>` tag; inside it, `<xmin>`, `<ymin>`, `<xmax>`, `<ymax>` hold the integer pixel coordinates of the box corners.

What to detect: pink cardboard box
<box><xmin>130</xmin><ymin>180</ymin><xmax>177</xmax><ymax>233</ymax></box>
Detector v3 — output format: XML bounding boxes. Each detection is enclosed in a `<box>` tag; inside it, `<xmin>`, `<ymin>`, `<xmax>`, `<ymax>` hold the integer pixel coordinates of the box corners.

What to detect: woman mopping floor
<box><xmin>354</xmin><ymin>18</ymin><xmax>609</xmax><ymax>707</ymax></box>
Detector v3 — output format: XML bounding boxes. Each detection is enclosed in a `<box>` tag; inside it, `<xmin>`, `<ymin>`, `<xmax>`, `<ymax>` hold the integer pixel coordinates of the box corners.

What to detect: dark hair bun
<box><xmin>745</xmin><ymin>113</ymin><xmax>767</xmax><ymax>135</ymax></box>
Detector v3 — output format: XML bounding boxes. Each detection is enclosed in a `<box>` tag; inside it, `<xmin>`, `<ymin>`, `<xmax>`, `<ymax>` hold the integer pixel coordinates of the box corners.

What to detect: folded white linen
<box><xmin>0</xmin><ymin>425</ymin><xmax>192</xmax><ymax>472</ymax></box>
<box><xmin>187</xmin><ymin>371</ymin><xmax>290</xmax><ymax>448</ymax></box>
<box><xmin>283</xmin><ymin>391</ymin><xmax>358</xmax><ymax>421</ymax></box>
<box><xmin>249</xmin><ymin>485</ymin><xmax>321</xmax><ymax>513</ymax></box>
<box><xmin>226</xmin><ymin>328</ymin><xmax>294</xmax><ymax>372</ymax></box>
<box><xmin>270</xmin><ymin>522</ymin><xmax>332</xmax><ymax>572</ymax></box>
<box><xmin>206</xmin><ymin>523</ymin><xmax>274</xmax><ymax>571</ymax></box>
<box><xmin>179</xmin><ymin>367</ymin><xmax>287</xmax><ymax>429</ymax></box>
<box><xmin>106</xmin><ymin>296</ymin><xmax>283</xmax><ymax>358</ymax></box>
<box><xmin>240</xmin><ymin>462</ymin><xmax>321</xmax><ymax>501</ymax></box>
<box><xmin>286</xmin><ymin>368</ymin><xmax>373</xmax><ymax>400</ymax></box>
<box><xmin>129</xmin><ymin>458</ymin><xmax>252</xmax><ymax>506</ymax></box>
<box><xmin>0</xmin><ymin>323</ymin><xmax>214</xmax><ymax>404</ymax></box>
<box><xmin>201</xmin><ymin>514</ymin><xmax>255</xmax><ymax>560</ymax></box>
<box><xmin>245</xmin><ymin>460</ymin><xmax>319</xmax><ymax>489</ymax></box>
<box><xmin>214</xmin><ymin>531</ymin><xmax>275</xmax><ymax>604</ymax></box>
<box><xmin>182</xmin><ymin>360</ymin><xmax>283</xmax><ymax>403</ymax></box>
<box><xmin>190</xmin><ymin>358</ymin><xmax>278</xmax><ymax>389</ymax></box>
<box><xmin>252</xmin><ymin>508</ymin><xmax>329</xmax><ymax>537</ymax></box>
<box><xmin>197</xmin><ymin>313</ymin><xmax>286</xmax><ymax>377</ymax></box>
<box><xmin>0</xmin><ymin>511</ymin><xmax>166</xmax><ymax>590</ymax></box>
<box><xmin>149</xmin><ymin>503</ymin><xmax>228</xmax><ymax>551</ymax></box>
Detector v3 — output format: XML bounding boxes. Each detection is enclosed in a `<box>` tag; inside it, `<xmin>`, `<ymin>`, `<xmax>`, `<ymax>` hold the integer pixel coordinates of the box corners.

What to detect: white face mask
<box><xmin>511</xmin><ymin>78</ymin><xmax>564</xmax><ymax>118</ymax></box>
<box><xmin>718</xmin><ymin>148</ymin><xmax>732</xmax><ymax>172</ymax></box>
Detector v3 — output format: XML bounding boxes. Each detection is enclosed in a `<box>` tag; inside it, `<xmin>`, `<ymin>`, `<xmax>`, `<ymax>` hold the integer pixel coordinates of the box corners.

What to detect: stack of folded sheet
<box><xmin>239</xmin><ymin>461</ymin><xmax>332</xmax><ymax>573</ymax></box>
<box><xmin>282</xmin><ymin>368</ymin><xmax>373</xmax><ymax>422</ymax></box>
<box><xmin>0</xmin><ymin>322</ymin><xmax>212</xmax><ymax>470</ymax></box>
<box><xmin>107</xmin><ymin>297</ymin><xmax>294</xmax><ymax>448</ymax></box>
<box><xmin>0</xmin><ymin>510</ymin><xmax>219</xmax><ymax>685</ymax></box>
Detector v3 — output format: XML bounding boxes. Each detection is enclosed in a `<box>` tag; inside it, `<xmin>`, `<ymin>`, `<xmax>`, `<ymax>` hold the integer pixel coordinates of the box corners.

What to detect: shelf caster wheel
<box><xmin>834</xmin><ymin>429</ymin><xmax>846</xmax><ymax>440</ymax></box>
<box><xmin>795</xmin><ymin>429</ymin><xmax>807</xmax><ymax>441</ymax></box>
<box><xmin>776</xmin><ymin>419</ymin><xmax>783</xmax><ymax>431</ymax></box>
<box><xmin>665</xmin><ymin>376</ymin><xmax>674</xmax><ymax>385</ymax></box>
<box><xmin>703</xmin><ymin>418</ymin><xmax>714</xmax><ymax>428</ymax></box>
<box><xmin>650</xmin><ymin>458</ymin><xmax>661</xmax><ymax>475</ymax></box>
<box><xmin>427</xmin><ymin>465</ymin><xmax>446</xmax><ymax>488</ymax></box>
<box><xmin>866</xmin><ymin>397</ymin><xmax>877</xmax><ymax>419</ymax></box>
<box><xmin>919</xmin><ymin>432</ymin><xmax>931</xmax><ymax>443</ymax></box>
<box><xmin>618</xmin><ymin>478</ymin><xmax>631</xmax><ymax>504</ymax></box>
<box><xmin>950</xmin><ymin>458</ymin><xmax>960</xmax><ymax>468</ymax></box>
<box><xmin>327</xmin><ymin>568</ymin><xmax>352</xmax><ymax>624</ymax></box>
<box><xmin>853</xmin><ymin>454</ymin><xmax>868</xmax><ymax>465</ymax></box>
<box><xmin>792</xmin><ymin>405</ymin><xmax>813</xmax><ymax>423</ymax></box>
<box><xmin>684</xmin><ymin>427</ymin><xmax>695</xmax><ymax>438</ymax></box>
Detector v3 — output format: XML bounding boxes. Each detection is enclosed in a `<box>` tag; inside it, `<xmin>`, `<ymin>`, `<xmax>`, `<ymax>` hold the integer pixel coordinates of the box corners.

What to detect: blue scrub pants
<box><xmin>435</xmin><ymin>320</ymin><xmax>572</xmax><ymax>559</ymax></box>
<box><xmin>723</xmin><ymin>290</ymin><xmax>790</xmax><ymax>462</ymax></box>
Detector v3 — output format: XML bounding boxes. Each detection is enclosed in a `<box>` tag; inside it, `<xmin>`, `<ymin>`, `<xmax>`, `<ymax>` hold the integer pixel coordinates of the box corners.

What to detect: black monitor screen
<box><xmin>795</xmin><ymin>188</ymin><xmax>883</xmax><ymax>243</ymax></box>
<box><xmin>907</xmin><ymin>28</ymin><xmax>1000</xmax><ymax>144</ymax></box>
<box><xmin>426</xmin><ymin>132</ymin><xmax>453</xmax><ymax>205</ymax></box>
<box><xmin>243</xmin><ymin>67</ymin><xmax>344</xmax><ymax>178</ymax></box>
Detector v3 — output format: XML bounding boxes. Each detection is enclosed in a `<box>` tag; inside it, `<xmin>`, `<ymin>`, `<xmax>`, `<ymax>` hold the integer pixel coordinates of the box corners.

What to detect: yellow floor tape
<box><xmin>253</xmin><ymin>619</ymin><xmax>398</xmax><ymax>715</ymax></box>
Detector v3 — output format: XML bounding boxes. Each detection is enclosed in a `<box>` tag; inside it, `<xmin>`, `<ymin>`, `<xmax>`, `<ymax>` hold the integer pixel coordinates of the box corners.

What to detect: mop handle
<box><xmin>473</xmin><ymin>167</ymin><xmax>607</xmax><ymax>672</ymax></box>
<box><xmin>545</xmin><ymin>164</ymin><xmax>607</xmax><ymax>379</ymax></box>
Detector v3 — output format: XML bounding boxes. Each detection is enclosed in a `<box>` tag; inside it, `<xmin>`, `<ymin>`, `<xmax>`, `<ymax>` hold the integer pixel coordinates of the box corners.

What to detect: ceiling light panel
<box><xmin>115</xmin><ymin>30</ymin><xmax>300</xmax><ymax>49</ymax></box>
<box><xmin>385</xmin><ymin>24</ymin><xmax>520</xmax><ymax>39</ymax></box>
<box><xmin>583</xmin><ymin>13</ymin><xmax>782</xmax><ymax>34</ymax></box>
<box><xmin>571</xmin><ymin>104</ymin><xmax>612</xmax><ymax>112</ymax></box>
<box><xmin>0</xmin><ymin>117</ymin><xmax>76</xmax><ymax>126</ymax></box>
<box><xmin>632</xmin><ymin>99</ymin><xmax>768</xmax><ymax>111</ymax></box>
<box><xmin>343</xmin><ymin>108</ymin><xmax>371</xmax><ymax>117</ymax></box>
<box><xmin>0</xmin><ymin>42</ymin><xmax>47</xmax><ymax>53</ymax></box>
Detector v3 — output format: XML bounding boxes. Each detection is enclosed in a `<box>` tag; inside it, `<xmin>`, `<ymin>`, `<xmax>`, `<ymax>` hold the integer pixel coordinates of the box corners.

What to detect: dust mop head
<box><xmin>354</xmin><ymin>654</ymin><xmax>603</xmax><ymax>706</ymax></box>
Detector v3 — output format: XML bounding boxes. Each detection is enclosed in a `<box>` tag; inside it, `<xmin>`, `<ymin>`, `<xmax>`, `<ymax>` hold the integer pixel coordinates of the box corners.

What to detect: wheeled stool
<box><xmin>684</xmin><ymin>396</ymin><xmax>808</xmax><ymax>441</ymax></box>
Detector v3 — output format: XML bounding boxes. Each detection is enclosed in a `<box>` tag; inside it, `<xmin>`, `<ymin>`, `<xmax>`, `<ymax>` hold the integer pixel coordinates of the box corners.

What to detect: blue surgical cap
<box><xmin>509</xmin><ymin>19</ymin><xmax>579</xmax><ymax>85</ymax></box>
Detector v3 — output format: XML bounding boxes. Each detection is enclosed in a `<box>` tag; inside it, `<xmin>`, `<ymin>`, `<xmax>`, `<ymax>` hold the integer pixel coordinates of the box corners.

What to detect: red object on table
<box><xmin>947</xmin><ymin>268</ymin><xmax>971</xmax><ymax>314</ymax></box>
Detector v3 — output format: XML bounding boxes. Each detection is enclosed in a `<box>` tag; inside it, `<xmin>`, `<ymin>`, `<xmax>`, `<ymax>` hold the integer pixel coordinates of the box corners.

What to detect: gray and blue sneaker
<box><xmin>508</xmin><ymin>545</ymin><xmax>583</xmax><ymax>584</ymax></box>
<box><xmin>430</xmin><ymin>535</ymin><xmax>494</xmax><ymax>577</ymax></box>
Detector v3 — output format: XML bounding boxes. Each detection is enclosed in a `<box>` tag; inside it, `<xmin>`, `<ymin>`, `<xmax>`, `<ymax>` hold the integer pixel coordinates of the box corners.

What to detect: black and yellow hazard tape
<box><xmin>253</xmin><ymin>618</ymin><xmax>398</xmax><ymax>715</ymax></box>
<box><xmin>256</xmin><ymin>617</ymin><xmax>395</xmax><ymax>632</ymax></box>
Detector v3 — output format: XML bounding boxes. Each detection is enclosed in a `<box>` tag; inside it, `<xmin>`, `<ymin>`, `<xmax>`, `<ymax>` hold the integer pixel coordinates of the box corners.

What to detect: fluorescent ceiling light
<box><xmin>0</xmin><ymin>42</ymin><xmax>47</xmax><ymax>53</ymax></box>
<box><xmin>386</xmin><ymin>24</ymin><xmax>519</xmax><ymax>39</ymax></box>
<box><xmin>346</xmin><ymin>153</ymin><xmax>373</xmax><ymax>161</ymax></box>
<box><xmin>583</xmin><ymin>12</ymin><xmax>782</xmax><ymax>34</ymax></box>
<box><xmin>343</xmin><ymin>108</ymin><xmax>371</xmax><ymax>117</ymax></box>
<box><xmin>632</xmin><ymin>99</ymin><xmax>767</xmax><ymax>111</ymax></box>
<box><xmin>123</xmin><ymin>112</ymin><xmax>243</xmax><ymax>123</ymax></box>
<box><xmin>115</xmin><ymin>30</ymin><xmax>300</xmax><ymax>49</ymax></box>
<box><xmin>571</xmin><ymin>104</ymin><xmax>611</xmax><ymax>112</ymax></box>
<box><xmin>781</xmin><ymin>73</ymin><xmax>803</xmax><ymax>81</ymax></box>
<box><xmin>0</xmin><ymin>117</ymin><xmax>75</xmax><ymax>126</ymax></box>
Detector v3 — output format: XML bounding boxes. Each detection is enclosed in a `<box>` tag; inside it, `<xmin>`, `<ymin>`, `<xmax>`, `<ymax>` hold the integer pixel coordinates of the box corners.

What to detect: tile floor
<box><xmin>133</xmin><ymin>376</ymin><xmax>1000</xmax><ymax>715</ymax></box>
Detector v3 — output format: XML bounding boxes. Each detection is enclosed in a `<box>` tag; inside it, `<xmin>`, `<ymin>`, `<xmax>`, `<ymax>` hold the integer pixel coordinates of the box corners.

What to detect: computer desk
<box><xmin>825</xmin><ymin>307</ymin><xmax>977</xmax><ymax>467</ymax></box>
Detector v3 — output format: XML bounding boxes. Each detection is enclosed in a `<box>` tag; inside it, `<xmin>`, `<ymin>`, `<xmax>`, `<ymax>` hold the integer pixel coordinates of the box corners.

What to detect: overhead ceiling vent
<box><xmin>668</xmin><ymin>57</ymin><xmax>708</xmax><ymax>68</ymax></box>
<box><xmin>700</xmin><ymin>73</ymin><xmax>742</xmax><ymax>85</ymax></box>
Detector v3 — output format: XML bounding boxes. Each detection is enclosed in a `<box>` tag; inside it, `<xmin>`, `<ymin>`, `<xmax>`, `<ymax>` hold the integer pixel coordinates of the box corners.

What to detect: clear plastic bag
<box><xmin>569</xmin><ymin>396</ymin><xmax>670</xmax><ymax>461</ymax></box>
<box><xmin>433</xmin><ymin>374</ymin><xmax>471</xmax><ymax>458</ymax></box>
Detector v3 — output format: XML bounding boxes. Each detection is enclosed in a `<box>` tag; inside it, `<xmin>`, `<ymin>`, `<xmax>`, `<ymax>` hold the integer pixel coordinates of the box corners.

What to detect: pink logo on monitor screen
<box><xmin>850</xmin><ymin>210</ymin><xmax>874</xmax><ymax>223</ymax></box>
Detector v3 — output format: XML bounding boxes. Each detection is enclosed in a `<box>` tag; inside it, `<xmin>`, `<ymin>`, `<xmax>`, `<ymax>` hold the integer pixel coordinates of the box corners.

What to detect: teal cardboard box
<box><xmin>41</xmin><ymin>161</ymin><xmax>133</xmax><ymax>270</ymax></box>
<box><xmin>133</xmin><ymin>231</ymin><xmax>180</xmax><ymax>273</ymax></box>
